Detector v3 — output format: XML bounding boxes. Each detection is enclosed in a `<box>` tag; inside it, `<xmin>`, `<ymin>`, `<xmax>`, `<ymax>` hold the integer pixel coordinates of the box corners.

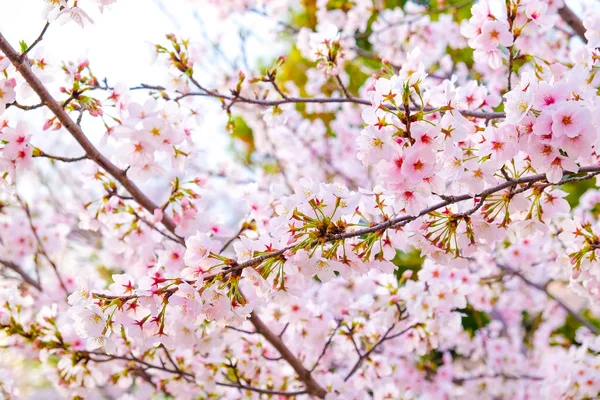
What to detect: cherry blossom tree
<box><xmin>2</xmin><ymin>0</ymin><xmax>600</xmax><ymax>398</ymax></box>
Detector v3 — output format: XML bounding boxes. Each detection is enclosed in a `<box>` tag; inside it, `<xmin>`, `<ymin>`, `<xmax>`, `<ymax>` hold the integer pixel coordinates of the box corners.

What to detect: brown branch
<box><xmin>0</xmin><ymin>32</ymin><xmax>178</xmax><ymax>235</ymax></box>
<box><xmin>453</xmin><ymin>373</ymin><xmax>544</xmax><ymax>384</ymax></box>
<box><xmin>343</xmin><ymin>322</ymin><xmax>417</xmax><ymax>382</ymax></box>
<box><xmin>267</xmin><ymin>74</ymin><xmax>289</xmax><ymax>100</ymax></box>
<box><xmin>176</xmin><ymin>88</ymin><xmax>505</xmax><ymax>120</ymax></box>
<box><xmin>85</xmin><ymin>351</ymin><xmax>193</xmax><ymax>378</ymax></box>
<box><xmin>132</xmin><ymin>367</ymin><xmax>174</xmax><ymax>398</ymax></box>
<box><xmin>128</xmin><ymin>206</ymin><xmax>184</xmax><ymax>245</ymax></box>
<box><xmin>249</xmin><ymin>313</ymin><xmax>327</xmax><ymax>398</ymax></box>
<box><xmin>216</xmin><ymin>382</ymin><xmax>307</xmax><ymax>397</ymax></box>
<box><xmin>496</xmin><ymin>263</ymin><xmax>600</xmax><ymax>335</ymax></box>
<box><xmin>16</xmin><ymin>195</ymin><xmax>68</xmax><ymax>294</ymax></box>
<box><xmin>558</xmin><ymin>6</ymin><xmax>588</xmax><ymax>43</ymax></box>
<box><xmin>208</xmin><ymin>167</ymin><xmax>600</xmax><ymax>281</ymax></box>
<box><xmin>220</xmin><ymin>222</ymin><xmax>248</xmax><ymax>253</ymax></box>
<box><xmin>97</xmin><ymin>168</ymin><xmax>600</xmax><ymax>297</ymax></box>
<box><xmin>21</xmin><ymin>21</ymin><xmax>50</xmax><ymax>58</ymax></box>
<box><xmin>225</xmin><ymin>325</ymin><xmax>256</xmax><ymax>335</ymax></box>
<box><xmin>89</xmin><ymin>347</ymin><xmax>309</xmax><ymax>396</ymax></box>
<box><xmin>310</xmin><ymin>320</ymin><xmax>342</xmax><ymax>372</ymax></box>
<box><xmin>33</xmin><ymin>150</ymin><xmax>88</xmax><ymax>163</ymax></box>
<box><xmin>6</xmin><ymin>101</ymin><xmax>44</xmax><ymax>110</ymax></box>
<box><xmin>0</xmin><ymin>258</ymin><xmax>41</xmax><ymax>291</ymax></box>
<box><xmin>344</xmin><ymin>324</ymin><xmax>397</xmax><ymax>381</ymax></box>
<box><xmin>334</xmin><ymin>75</ymin><xmax>351</xmax><ymax>99</ymax></box>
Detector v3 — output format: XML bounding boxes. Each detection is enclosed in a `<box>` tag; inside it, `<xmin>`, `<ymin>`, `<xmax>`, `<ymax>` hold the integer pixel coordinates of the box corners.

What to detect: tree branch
<box><xmin>176</xmin><ymin>89</ymin><xmax>506</xmax><ymax>120</ymax></box>
<box><xmin>21</xmin><ymin>21</ymin><xmax>50</xmax><ymax>58</ymax></box>
<box><xmin>453</xmin><ymin>373</ymin><xmax>543</xmax><ymax>384</ymax></box>
<box><xmin>0</xmin><ymin>32</ymin><xmax>178</xmax><ymax>235</ymax></box>
<box><xmin>249</xmin><ymin>312</ymin><xmax>327</xmax><ymax>398</ymax></box>
<box><xmin>310</xmin><ymin>320</ymin><xmax>342</xmax><ymax>372</ymax></box>
<box><xmin>209</xmin><ymin>167</ymin><xmax>600</xmax><ymax>281</ymax></box>
<box><xmin>496</xmin><ymin>263</ymin><xmax>600</xmax><ymax>335</ymax></box>
<box><xmin>558</xmin><ymin>6</ymin><xmax>588</xmax><ymax>43</ymax></box>
<box><xmin>33</xmin><ymin>149</ymin><xmax>88</xmax><ymax>163</ymax></box>
<box><xmin>16</xmin><ymin>195</ymin><xmax>68</xmax><ymax>294</ymax></box>
<box><xmin>215</xmin><ymin>382</ymin><xmax>308</xmax><ymax>397</ymax></box>
<box><xmin>0</xmin><ymin>258</ymin><xmax>41</xmax><ymax>291</ymax></box>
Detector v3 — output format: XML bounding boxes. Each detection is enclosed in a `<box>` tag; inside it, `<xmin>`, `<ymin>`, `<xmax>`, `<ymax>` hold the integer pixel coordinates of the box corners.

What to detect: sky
<box><xmin>0</xmin><ymin>0</ymin><xmax>281</xmax><ymax>83</ymax></box>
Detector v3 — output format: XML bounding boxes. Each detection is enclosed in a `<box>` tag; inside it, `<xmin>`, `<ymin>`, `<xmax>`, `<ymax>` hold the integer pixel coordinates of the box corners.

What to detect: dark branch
<box><xmin>558</xmin><ymin>6</ymin><xmax>588</xmax><ymax>43</ymax></box>
<box><xmin>496</xmin><ymin>263</ymin><xmax>600</xmax><ymax>336</ymax></box>
<box><xmin>21</xmin><ymin>21</ymin><xmax>50</xmax><ymax>58</ymax></box>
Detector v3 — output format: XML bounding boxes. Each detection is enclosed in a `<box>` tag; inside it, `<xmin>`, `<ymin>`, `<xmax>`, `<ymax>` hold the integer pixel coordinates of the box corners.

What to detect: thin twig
<box><xmin>21</xmin><ymin>21</ymin><xmax>50</xmax><ymax>58</ymax></box>
<box><xmin>216</xmin><ymin>382</ymin><xmax>308</xmax><ymax>396</ymax></box>
<box><xmin>220</xmin><ymin>222</ymin><xmax>247</xmax><ymax>253</ymax></box>
<box><xmin>0</xmin><ymin>258</ymin><xmax>42</xmax><ymax>291</ymax></box>
<box><xmin>16</xmin><ymin>195</ymin><xmax>68</xmax><ymax>294</ymax></box>
<box><xmin>335</xmin><ymin>75</ymin><xmax>351</xmax><ymax>99</ymax></box>
<box><xmin>343</xmin><ymin>323</ymin><xmax>417</xmax><ymax>382</ymax></box>
<box><xmin>453</xmin><ymin>373</ymin><xmax>544</xmax><ymax>384</ymax></box>
<box><xmin>33</xmin><ymin>150</ymin><xmax>88</xmax><ymax>163</ymax></box>
<box><xmin>175</xmin><ymin>88</ymin><xmax>505</xmax><ymax>120</ymax></box>
<box><xmin>310</xmin><ymin>320</ymin><xmax>342</xmax><ymax>372</ymax></box>
<box><xmin>344</xmin><ymin>324</ymin><xmax>395</xmax><ymax>381</ymax></box>
<box><xmin>496</xmin><ymin>263</ymin><xmax>600</xmax><ymax>335</ymax></box>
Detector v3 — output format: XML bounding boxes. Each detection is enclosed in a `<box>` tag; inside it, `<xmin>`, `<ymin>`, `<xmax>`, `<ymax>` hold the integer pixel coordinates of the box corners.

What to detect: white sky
<box><xmin>0</xmin><ymin>0</ymin><xmax>281</xmax><ymax>83</ymax></box>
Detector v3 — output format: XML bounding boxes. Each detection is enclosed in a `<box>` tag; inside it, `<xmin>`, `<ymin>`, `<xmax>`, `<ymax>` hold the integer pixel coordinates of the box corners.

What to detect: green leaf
<box><xmin>563</xmin><ymin>179</ymin><xmax>597</xmax><ymax>208</ymax></box>
<box><xmin>228</xmin><ymin>116</ymin><xmax>255</xmax><ymax>165</ymax></box>
<box><xmin>392</xmin><ymin>249</ymin><xmax>424</xmax><ymax>281</ymax></box>
<box><xmin>458</xmin><ymin>305</ymin><xmax>491</xmax><ymax>337</ymax></box>
<box><xmin>19</xmin><ymin>40</ymin><xmax>28</xmax><ymax>54</ymax></box>
<box><xmin>447</xmin><ymin>46</ymin><xmax>474</xmax><ymax>68</ymax></box>
<box><xmin>552</xmin><ymin>309</ymin><xmax>600</xmax><ymax>344</ymax></box>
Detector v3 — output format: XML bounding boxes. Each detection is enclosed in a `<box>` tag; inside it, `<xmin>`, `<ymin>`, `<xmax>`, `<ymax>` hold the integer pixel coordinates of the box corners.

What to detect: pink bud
<box><xmin>402</xmin><ymin>270</ymin><xmax>413</xmax><ymax>280</ymax></box>
<box><xmin>571</xmin><ymin>268</ymin><xmax>581</xmax><ymax>280</ymax></box>
<box><xmin>42</xmin><ymin>119</ymin><xmax>53</xmax><ymax>131</ymax></box>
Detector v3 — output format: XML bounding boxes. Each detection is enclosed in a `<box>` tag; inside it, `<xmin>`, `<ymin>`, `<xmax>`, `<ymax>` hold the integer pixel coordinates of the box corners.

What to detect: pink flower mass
<box><xmin>2</xmin><ymin>0</ymin><xmax>600</xmax><ymax>399</ymax></box>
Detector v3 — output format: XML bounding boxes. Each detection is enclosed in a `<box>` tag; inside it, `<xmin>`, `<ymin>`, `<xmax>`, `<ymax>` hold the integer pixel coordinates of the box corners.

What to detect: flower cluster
<box><xmin>2</xmin><ymin>0</ymin><xmax>600</xmax><ymax>399</ymax></box>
